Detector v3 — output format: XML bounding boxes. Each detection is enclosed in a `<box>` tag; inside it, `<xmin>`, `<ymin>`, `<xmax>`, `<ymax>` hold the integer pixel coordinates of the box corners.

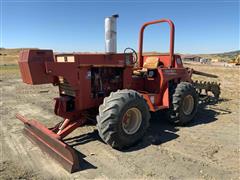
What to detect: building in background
<box><xmin>182</xmin><ymin>55</ymin><xmax>201</xmax><ymax>62</ymax></box>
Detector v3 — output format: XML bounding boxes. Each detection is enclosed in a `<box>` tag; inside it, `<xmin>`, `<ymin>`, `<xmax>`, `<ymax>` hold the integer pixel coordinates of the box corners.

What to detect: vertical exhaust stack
<box><xmin>105</xmin><ymin>14</ymin><xmax>119</xmax><ymax>54</ymax></box>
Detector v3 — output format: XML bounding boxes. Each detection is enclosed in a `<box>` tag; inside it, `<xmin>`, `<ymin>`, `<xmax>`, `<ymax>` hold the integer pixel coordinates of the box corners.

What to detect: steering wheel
<box><xmin>124</xmin><ymin>47</ymin><xmax>138</xmax><ymax>65</ymax></box>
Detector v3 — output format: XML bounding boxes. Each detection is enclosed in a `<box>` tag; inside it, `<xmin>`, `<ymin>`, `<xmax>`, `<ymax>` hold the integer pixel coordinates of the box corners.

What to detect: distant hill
<box><xmin>0</xmin><ymin>48</ymin><xmax>22</xmax><ymax>55</ymax></box>
<box><xmin>211</xmin><ymin>50</ymin><xmax>240</xmax><ymax>56</ymax></box>
<box><xmin>0</xmin><ymin>48</ymin><xmax>39</xmax><ymax>65</ymax></box>
<box><xmin>0</xmin><ymin>48</ymin><xmax>21</xmax><ymax>65</ymax></box>
<box><xmin>0</xmin><ymin>48</ymin><xmax>239</xmax><ymax>65</ymax></box>
<box><xmin>146</xmin><ymin>50</ymin><xmax>239</xmax><ymax>62</ymax></box>
<box><xmin>197</xmin><ymin>50</ymin><xmax>240</xmax><ymax>62</ymax></box>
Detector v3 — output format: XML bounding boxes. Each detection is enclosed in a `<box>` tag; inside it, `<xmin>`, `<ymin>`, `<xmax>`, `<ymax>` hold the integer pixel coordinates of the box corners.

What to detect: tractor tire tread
<box><xmin>97</xmin><ymin>89</ymin><xmax>150</xmax><ymax>149</ymax></box>
<box><xmin>167</xmin><ymin>82</ymin><xmax>198</xmax><ymax>126</ymax></box>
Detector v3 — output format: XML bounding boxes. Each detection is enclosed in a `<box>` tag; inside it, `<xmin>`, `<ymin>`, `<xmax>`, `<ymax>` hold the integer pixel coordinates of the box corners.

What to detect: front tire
<box><xmin>167</xmin><ymin>82</ymin><xmax>198</xmax><ymax>125</ymax></box>
<box><xmin>97</xmin><ymin>89</ymin><xmax>150</xmax><ymax>150</ymax></box>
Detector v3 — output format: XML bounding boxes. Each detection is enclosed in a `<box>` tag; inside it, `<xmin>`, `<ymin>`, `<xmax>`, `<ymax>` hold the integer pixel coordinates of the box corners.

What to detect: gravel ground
<box><xmin>0</xmin><ymin>64</ymin><xmax>239</xmax><ymax>179</ymax></box>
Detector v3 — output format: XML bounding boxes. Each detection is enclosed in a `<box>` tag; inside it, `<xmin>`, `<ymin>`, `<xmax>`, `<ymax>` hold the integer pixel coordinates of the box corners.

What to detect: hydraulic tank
<box><xmin>105</xmin><ymin>14</ymin><xmax>119</xmax><ymax>53</ymax></box>
<box><xmin>18</xmin><ymin>49</ymin><xmax>54</xmax><ymax>84</ymax></box>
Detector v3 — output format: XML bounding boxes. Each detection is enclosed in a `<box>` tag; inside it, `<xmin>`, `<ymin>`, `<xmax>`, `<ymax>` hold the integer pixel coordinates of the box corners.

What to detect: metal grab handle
<box><xmin>138</xmin><ymin>19</ymin><xmax>175</xmax><ymax>67</ymax></box>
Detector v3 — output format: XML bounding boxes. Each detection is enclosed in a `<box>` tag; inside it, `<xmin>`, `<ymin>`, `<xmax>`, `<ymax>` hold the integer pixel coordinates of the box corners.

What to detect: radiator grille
<box><xmin>59</xmin><ymin>77</ymin><xmax>75</xmax><ymax>97</ymax></box>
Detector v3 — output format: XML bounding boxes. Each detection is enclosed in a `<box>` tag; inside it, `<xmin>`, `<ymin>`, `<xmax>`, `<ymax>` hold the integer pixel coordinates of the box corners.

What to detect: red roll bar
<box><xmin>138</xmin><ymin>19</ymin><xmax>175</xmax><ymax>67</ymax></box>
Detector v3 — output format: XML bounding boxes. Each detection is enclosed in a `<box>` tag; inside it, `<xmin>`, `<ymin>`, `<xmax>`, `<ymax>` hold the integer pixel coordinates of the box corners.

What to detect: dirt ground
<box><xmin>0</xmin><ymin>63</ymin><xmax>239</xmax><ymax>179</ymax></box>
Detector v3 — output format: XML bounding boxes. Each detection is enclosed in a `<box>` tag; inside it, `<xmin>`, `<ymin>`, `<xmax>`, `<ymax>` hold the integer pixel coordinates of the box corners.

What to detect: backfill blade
<box><xmin>16</xmin><ymin>114</ymin><xmax>80</xmax><ymax>173</ymax></box>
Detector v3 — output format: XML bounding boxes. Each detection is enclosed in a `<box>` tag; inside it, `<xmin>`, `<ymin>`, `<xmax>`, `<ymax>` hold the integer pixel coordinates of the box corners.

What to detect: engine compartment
<box><xmin>91</xmin><ymin>67</ymin><xmax>123</xmax><ymax>98</ymax></box>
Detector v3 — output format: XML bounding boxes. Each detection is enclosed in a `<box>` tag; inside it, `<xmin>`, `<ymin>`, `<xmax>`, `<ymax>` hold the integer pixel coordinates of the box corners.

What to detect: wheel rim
<box><xmin>182</xmin><ymin>95</ymin><xmax>194</xmax><ymax>115</ymax></box>
<box><xmin>122</xmin><ymin>107</ymin><xmax>142</xmax><ymax>135</ymax></box>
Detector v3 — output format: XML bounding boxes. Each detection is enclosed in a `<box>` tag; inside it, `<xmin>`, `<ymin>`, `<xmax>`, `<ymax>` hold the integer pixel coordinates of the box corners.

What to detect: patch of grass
<box><xmin>0</xmin><ymin>65</ymin><xmax>20</xmax><ymax>75</ymax></box>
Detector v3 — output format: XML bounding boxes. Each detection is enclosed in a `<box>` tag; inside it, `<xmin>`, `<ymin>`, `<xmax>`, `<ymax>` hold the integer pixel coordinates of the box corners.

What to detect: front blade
<box><xmin>22</xmin><ymin>119</ymin><xmax>80</xmax><ymax>173</ymax></box>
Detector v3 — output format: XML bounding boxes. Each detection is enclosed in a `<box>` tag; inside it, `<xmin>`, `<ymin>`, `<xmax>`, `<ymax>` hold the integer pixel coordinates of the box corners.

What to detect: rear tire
<box><xmin>97</xmin><ymin>89</ymin><xmax>150</xmax><ymax>150</ymax></box>
<box><xmin>167</xmin><ymin>82</ymin><xmax>198</xmax><ymax>125</ymax></box>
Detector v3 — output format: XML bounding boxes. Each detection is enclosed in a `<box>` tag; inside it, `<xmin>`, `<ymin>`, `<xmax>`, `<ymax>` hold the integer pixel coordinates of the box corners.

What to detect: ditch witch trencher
<box><xmin>16</xmin><ymin>15</ymin><xmax>220</xmax><ymax>173</ymax></box>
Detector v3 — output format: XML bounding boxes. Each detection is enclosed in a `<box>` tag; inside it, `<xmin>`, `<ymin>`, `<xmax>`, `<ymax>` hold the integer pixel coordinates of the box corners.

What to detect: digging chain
<box><xmin>193</xmin><ymin>80</ymin><xmax>221</xmax><ymax>103</ymax></box>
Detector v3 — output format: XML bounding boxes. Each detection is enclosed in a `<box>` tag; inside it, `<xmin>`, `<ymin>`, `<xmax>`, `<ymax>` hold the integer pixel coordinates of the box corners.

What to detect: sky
<box><xmin>1</xmin><ymin>0</ymin><xmax>239</xmax><ymax>54</ymax></box>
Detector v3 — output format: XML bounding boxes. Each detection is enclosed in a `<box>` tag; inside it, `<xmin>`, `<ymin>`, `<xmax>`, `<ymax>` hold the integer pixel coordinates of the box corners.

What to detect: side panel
<box><xmin>158</xmin><ymin>68</ymin><xmax>191</xmax><ymax>108</ymax></box>
<box><xmin>134</xmin><ymin>67</ymin><xmax>191</xmax><ymax>112</ymax></box>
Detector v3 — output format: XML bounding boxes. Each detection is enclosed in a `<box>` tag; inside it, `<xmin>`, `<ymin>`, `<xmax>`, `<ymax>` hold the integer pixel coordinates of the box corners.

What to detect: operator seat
<box><xmin>133</xmin><ymin>56</ymin><xmax>163</xmax><ymax>76</ymax></box>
